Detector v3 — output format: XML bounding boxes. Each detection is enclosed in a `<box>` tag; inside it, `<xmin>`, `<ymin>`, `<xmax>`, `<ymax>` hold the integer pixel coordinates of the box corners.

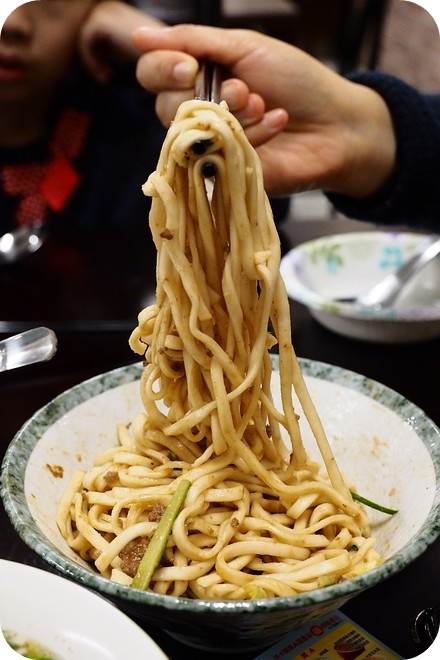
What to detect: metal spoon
<box><xmin>335</xmin><ymin>234</ymin><xmax>440</xmax><ymax>309</ymax></box>
<box><xmin>411</xmin><ymin>603</ymin><xmax>440</xmax><ymax>649</ymax></box>
<box><xmin>0</xmin><ymin>221</ymin><xmax>46</xmax><ymax>265</ymax></box>
<box><xmin>0</xmin><ymin>327</ymin><xmax>57</xmax><ymax>372</ymax></box>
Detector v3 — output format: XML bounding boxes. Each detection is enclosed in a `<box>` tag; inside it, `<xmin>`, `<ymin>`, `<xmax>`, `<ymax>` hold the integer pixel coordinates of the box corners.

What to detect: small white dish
<box><xmin>0</xmin><ymin>559</ymin><xmax>168</xmax><ymax>660</ymax></box>
<box><xmin>280</xmin><ymin>231</ymin><xmax>440</xmax><ymax>343</ymax></box>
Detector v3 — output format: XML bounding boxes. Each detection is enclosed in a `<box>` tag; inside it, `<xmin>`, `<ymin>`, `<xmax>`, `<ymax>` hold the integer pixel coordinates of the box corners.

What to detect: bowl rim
<box><xmin>280</xmin><ymin>231</ymin><xmax>440</xmax><ymax>322</ymax></box>
<box><xmin>1</xmin><ymin>358</ymin><xmax>440</xmax><ymax>615</ymax></box>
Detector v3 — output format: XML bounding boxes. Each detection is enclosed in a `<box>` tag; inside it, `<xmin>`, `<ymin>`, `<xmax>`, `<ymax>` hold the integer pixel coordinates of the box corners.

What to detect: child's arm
<box><xmin>79</xmin><ymin>1</ymin><xmax>164</xmax><ymax>84</ymax></box>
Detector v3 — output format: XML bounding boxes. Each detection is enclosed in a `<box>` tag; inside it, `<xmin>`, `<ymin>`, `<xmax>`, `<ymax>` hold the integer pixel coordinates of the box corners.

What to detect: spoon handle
<box><xmin>358</xmin><ymin>235</ymin><xmax>440</xmax><ymax>308</ymax></box>
<box><xmin>0</xmin><ymin>327</ymin><xmax>58</xmax><ymax>372</ymax></box>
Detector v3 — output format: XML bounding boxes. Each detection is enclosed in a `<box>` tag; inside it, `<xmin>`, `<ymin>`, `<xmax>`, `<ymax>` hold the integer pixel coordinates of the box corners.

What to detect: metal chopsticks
<box><xmin>194</xmin><ymin>60</ymin><xmax>222</xmax><ymax>103</ymax></box>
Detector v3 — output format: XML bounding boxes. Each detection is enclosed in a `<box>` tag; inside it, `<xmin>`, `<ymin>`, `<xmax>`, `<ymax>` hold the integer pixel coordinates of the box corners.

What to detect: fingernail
<box><xmin>136</xmin><ymin>25</ymin><xmax>161</xmax><ymax>33</ymax></box>
<box><xmin>173</xmin><ymin>61</ymin><xmax>194</xmax><ymax>83</ymax></box>
<box><xmin>263</xmin><ymin>108</ymin><xmax>288</xmax><ymax>130</ymax></box>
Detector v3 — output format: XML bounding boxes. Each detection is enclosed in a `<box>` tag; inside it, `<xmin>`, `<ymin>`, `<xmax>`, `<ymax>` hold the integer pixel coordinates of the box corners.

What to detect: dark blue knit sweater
<box><xmin>327</xmin><ymin>72</ymin><xmax>440</xmax><ymax>231</ymax></box>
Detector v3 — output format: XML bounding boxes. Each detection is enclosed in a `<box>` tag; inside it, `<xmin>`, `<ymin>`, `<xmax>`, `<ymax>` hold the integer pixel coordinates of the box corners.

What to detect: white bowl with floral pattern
<box><xmin>280</xmin><ymin>231</ymin><xmax>440</xmax><ymax>343</ymax></box>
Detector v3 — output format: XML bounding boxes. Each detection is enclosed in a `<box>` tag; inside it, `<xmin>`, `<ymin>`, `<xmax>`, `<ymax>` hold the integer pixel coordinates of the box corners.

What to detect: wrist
<box><xmin>332</xmin><ymin>82</ymin><xmax>397</xmax><ymax>198</ymax></box>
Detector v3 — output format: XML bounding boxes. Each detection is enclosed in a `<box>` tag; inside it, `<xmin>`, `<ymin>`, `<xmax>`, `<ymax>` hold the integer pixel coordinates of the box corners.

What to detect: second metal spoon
<box><xmin>335</xmin><ymin>234</ymin><xmax>440</xmax><ymax>309</ymax></box>
<box><xmin>0</xmin><ymin>221</ymin><xmax>46</xmax><ymax>266</ymax></box>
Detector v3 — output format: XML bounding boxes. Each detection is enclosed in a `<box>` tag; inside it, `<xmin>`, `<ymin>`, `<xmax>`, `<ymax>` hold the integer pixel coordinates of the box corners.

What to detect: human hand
<box><xmin>79</xmin><ymin>0</ymin><xmax>163</xmax><ymax>83</ymax></box>
<box><xmin>133</xmin><ymin>24</ymin><xmax>396</xmax><ymax>199</ymax></box>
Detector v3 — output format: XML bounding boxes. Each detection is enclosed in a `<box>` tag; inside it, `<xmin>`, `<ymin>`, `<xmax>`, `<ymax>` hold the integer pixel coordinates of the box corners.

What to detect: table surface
<box><xmin>1</xmin><ymin>216</ymin><xmax>439</xmax><ymax>659</ymax></box>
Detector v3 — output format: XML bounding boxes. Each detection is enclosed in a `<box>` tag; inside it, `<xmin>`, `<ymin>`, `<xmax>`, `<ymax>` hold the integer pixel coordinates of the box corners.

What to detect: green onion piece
<box><xmin>131</xmin><ymin>479</ymin><xmax>191</xmax><ymax>590</ymax></box>
<box><xmin>243</xmin><ymin>584</ymin><xmax>267</xmax><ymax>599</ymax></box>
<box><xmin>351</xmin><ymin>491</ymin><xmax>398</xmax><ymax>516</ymax></box>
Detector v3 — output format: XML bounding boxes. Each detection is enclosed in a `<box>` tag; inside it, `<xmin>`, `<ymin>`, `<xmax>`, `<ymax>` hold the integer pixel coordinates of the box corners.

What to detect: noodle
<box><xmin>57</xmin><ymin>99</ymin><xmax>381</xmax><ymax>599</ymax></box>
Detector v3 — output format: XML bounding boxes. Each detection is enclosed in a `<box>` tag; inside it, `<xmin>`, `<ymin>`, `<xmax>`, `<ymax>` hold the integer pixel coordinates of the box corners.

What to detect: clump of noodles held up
<box><xmin>57</xmin><ymin>99</ymin><xmax>381</xmax><ymax>599</ymax></box>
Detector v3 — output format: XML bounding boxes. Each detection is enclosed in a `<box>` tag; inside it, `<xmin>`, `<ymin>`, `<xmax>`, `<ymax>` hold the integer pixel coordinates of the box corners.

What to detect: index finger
<box><xmin>132</xmin><ymin>24</ymin><xmax>263</xmax><ymax>70</ymax></box>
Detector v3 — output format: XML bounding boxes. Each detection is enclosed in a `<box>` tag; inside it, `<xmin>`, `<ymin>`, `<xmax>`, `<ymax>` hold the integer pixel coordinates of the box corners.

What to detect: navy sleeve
<box><xmin>326</xmin><ymin>72</ymin><xmax>440</xmax><ymax>231</ymax></box>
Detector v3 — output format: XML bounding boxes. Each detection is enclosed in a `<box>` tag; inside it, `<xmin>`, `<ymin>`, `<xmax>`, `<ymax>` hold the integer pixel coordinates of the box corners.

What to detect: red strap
<box><xmin>16</xmin><ymin>193</ymin><xmax>47</xmax><ymax>226</ymax></box>
<box><xmin>2</xmin><ymin>162</ymin><xmax>44</xmax><ymax>196</ymax></box>
<box><xmin>40</xmin><ymin>155</ymin><xmax>81</xmax><ymax>213</ymax></box>
<box><xmin>52</xmin><ymin>108</ymin><xmax>91</xmax><ymax>159</ymax></box>
<box><xmin>0</xmin><ymin>108</ymin><xmax>91</xmax><ymax>225</ymax></box>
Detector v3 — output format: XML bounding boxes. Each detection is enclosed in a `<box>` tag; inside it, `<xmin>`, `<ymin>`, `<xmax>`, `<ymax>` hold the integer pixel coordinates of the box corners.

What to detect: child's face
<box><xmin>0</xmin><ymin>0</ymin><xmax>98</xmax><ymax>104</ymax></box>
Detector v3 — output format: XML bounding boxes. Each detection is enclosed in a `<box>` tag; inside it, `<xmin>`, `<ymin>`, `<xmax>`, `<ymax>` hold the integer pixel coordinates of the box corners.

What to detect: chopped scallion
<box><xmin>351</xmin><ymin>491</ymin><xmax>398</xmax><ymax>516</ymax></box>
<box><xmin>131</xmin><ymin>479</ymin><xmax>191</xmax><ymax>590</ymax></box>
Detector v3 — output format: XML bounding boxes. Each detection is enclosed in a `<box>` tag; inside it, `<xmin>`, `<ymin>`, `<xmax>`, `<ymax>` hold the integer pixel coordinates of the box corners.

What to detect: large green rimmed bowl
<box><xmin>2</xmin><ymin>357</ymin><xmax>440</xmax><ymax>653</ymax></box>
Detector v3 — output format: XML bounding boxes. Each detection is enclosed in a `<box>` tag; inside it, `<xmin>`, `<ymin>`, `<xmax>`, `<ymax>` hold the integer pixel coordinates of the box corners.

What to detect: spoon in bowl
<box><xmin>335</xmin><ymin>234</ymin><xmax>440</xmax><ymax>309</ymax></box>
<box><xmin>0</xmin><ymin>327</ymin><xmax>57</xmax><ymax>372</ymax></box>
<box><xmin>0</xmin><ymin>221</ymin><xmax>46</xmax><ymax>265</ymax></box>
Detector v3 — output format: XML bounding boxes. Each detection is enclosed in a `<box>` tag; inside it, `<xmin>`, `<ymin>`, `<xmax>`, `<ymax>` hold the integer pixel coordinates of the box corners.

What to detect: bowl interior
<box><xmin>2</xmin><ymin>358</ymin><xmax>440</xmax><ymax>650</ymax></box>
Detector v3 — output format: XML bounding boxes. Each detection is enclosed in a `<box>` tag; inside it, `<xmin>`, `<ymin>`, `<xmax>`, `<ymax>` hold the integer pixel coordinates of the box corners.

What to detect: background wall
<box><xmin>378</xmin><ymin>0</ymin><xmax>440</xmax><ymax>91</ymax></box>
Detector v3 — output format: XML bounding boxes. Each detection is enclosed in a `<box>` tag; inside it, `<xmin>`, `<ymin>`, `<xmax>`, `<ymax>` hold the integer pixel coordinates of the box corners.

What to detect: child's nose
<box><xmin>1</xmin><ymin>2</ymin><xmax>34</xmax><ymax>42</ymax></box>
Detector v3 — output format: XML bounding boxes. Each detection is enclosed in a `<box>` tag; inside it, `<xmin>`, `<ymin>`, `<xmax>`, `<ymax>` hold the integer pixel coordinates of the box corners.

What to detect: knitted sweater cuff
<box><xmin>327</xmin><ymin>72</ymin><xmax>440</xmax><ymax>228</ymax></box>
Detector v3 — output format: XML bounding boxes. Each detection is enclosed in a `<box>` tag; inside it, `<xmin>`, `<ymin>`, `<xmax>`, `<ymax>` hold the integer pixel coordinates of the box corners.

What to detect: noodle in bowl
<box><xmin>2</xmin><ymin>358</ymin><xmax>440</xmax><ymax>652</ymax></box>
<box><xmin>2</xmin><ymin>99</ymin><xmax>440</xmax><ymax>652</ymax></box>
